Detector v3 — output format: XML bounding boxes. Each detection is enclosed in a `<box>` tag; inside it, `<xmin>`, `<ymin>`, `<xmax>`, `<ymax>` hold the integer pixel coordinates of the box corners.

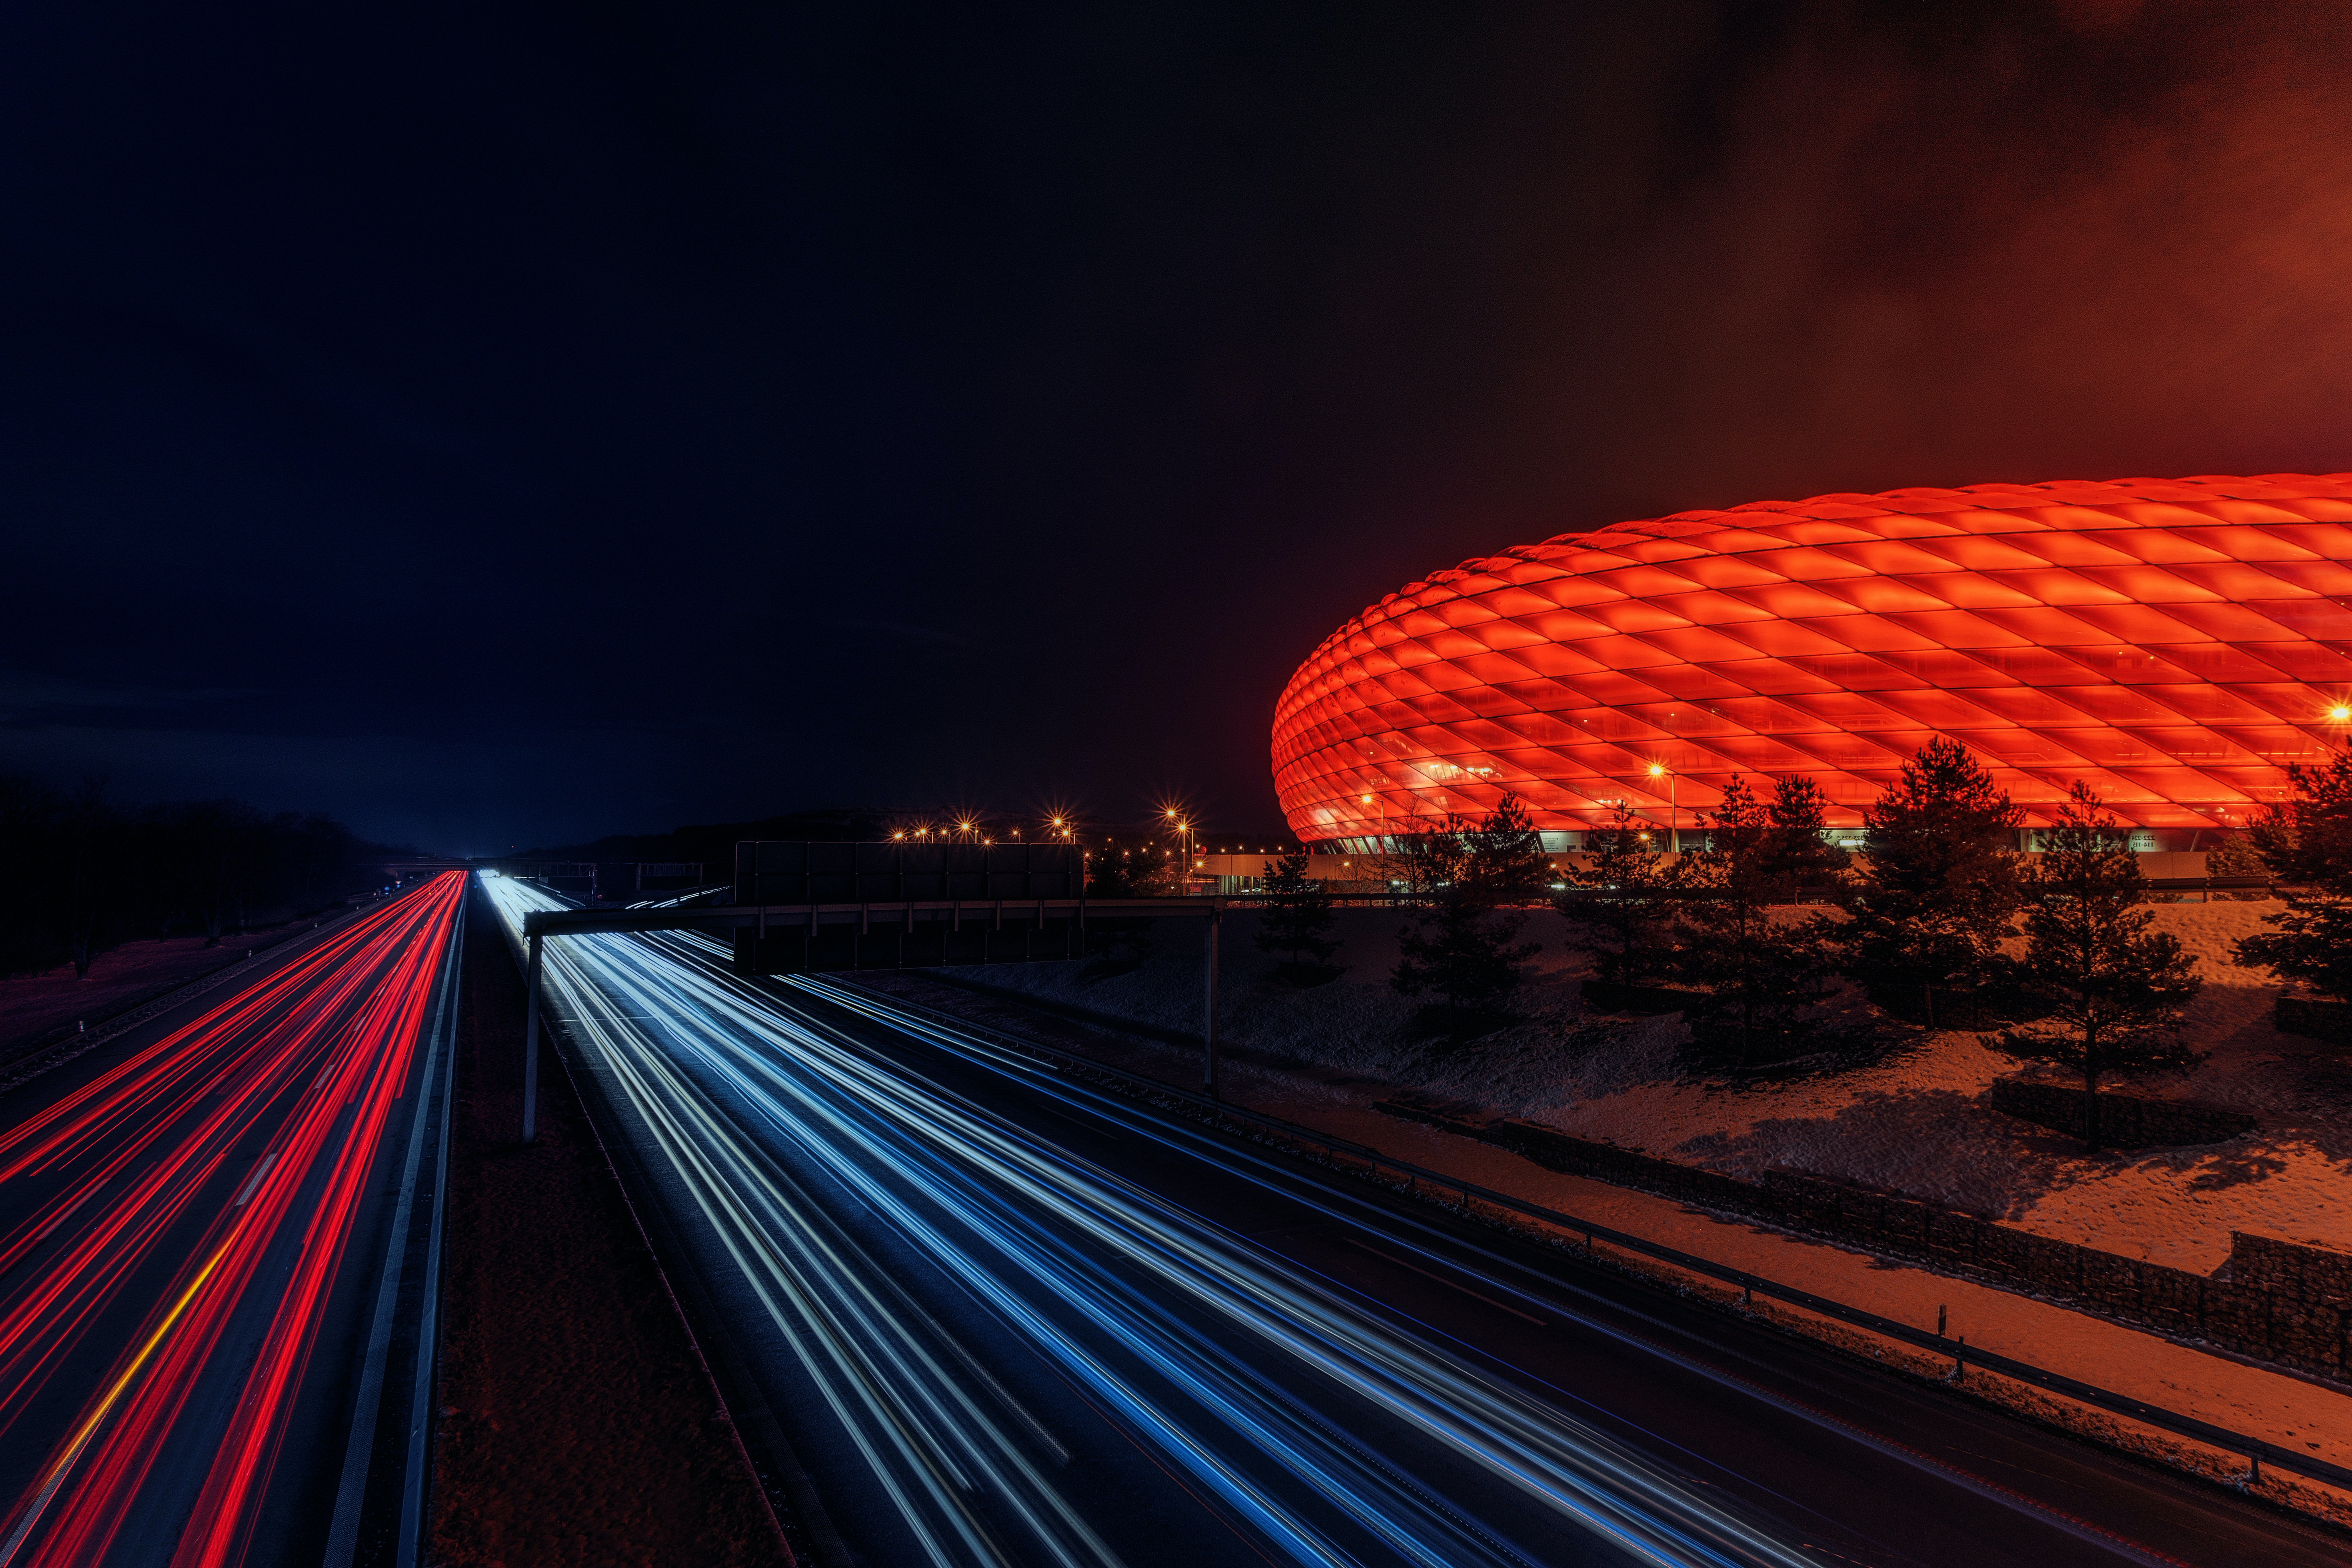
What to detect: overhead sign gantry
<box><xmin>512</xmin><ymin>841</ymin><xmax>1232</xmax><ymax>1139</ymax></box>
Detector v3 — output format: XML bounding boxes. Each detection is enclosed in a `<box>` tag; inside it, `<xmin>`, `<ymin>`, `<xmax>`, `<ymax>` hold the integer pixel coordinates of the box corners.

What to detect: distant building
<box><xmin>1273</xmin><ymin>474</ymin><xmax>2352</xmax><ymax>851</ymax></box>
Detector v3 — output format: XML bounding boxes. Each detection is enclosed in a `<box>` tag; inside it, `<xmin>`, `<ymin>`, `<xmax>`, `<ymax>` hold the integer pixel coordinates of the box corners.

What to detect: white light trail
<box><xmin>483</xmin><ymin>875</ymin><xmax>1820</xmax><ymax>1568</ymax></box>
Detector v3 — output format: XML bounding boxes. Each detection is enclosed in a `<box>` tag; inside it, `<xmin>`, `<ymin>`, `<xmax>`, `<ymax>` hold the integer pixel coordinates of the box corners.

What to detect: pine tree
<box><xmin>2200</xmin><ymin>831</ymin><xmax>2271</xmax><ymax>901</ymax></box>
<box><xmin>1389</xmin><ymin>793</ymin><xmax>1548</xmax><ymax>1040</ymax></box>
<box><xmin>1081</xmin><ymin>844</ymin><xmax>1157</xmax><ymax>964</ymax></box>
<box><xmin>1465</xmin><ymin>791</ymin><xmax>1553</xmax><ymax>909</ymax></box>
<box><xmin>1555</xmin><ymin>801</ymin><xmax>1682</xmax><ymax>987</ymax></box>
<box><xmin>1253</xmin><ymin>849</ymin><xmax>1340</xmax><ymax>977</ymax></box>
<box><xmin>1675</xmin><ymin>775</ymin><xmax>1844</xmax><ymax>1064</ymax></box>
<box><xmin>2234</xmin><ymin>745</ymin><xmax>2352</xmax><ymax>999</ymax></box>
<box><xmin>1085</xmin><ymin>844</ymin><xmax>1151</xmax><ymax>897</ymax></box>
<box><xmin>1840</xmin><ymin>737</ymin><xmax>2024</xmax><ymax>1026</ymax></box>
<box><xmin>1764</xmin><ymin>773</ymin><xmax>1853</xmax><ymax>899</ymax></box>
<box><xmin>1989</xmin><ymin>781</ymin><xmax>2204</xmax><ymax>1152</ymax></box>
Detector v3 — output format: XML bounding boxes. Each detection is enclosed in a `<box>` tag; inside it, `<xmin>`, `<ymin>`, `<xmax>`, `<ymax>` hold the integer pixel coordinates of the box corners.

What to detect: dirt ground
<box><xmin>430</xmin><ymin>891</ymin><xmax>789</xmax><ymax>1568</ymax></box>
<box><xmin>0</xmin><ymin>919</ymin><xmax>325</xmax><ymax>1060</ymax></box>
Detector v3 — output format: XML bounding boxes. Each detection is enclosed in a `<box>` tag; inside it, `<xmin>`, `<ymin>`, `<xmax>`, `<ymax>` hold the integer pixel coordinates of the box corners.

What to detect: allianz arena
<box><xmin>1272</xmin><ymin>475</ymin><xmax>2352</xmax><ymax>851</ymax></box>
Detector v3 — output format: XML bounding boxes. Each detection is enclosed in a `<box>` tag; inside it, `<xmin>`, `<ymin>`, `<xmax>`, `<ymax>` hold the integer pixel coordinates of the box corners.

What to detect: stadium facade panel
<box><xmin>1272</xmin><ymin>475</ymin><xmax>2352</xmax><ymax>848</ymax></box>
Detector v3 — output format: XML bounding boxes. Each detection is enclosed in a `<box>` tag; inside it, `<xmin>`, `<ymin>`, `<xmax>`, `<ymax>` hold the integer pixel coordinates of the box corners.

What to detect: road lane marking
<box><xmin>232</xmin><ymin>1152</ymin><xmax>278</xmax><ymax>1206</ymax></box>
<box><xmin>1341</xmin><ymin>1237</ymin><xmax>1547</xmax><ymax>1325</ymax></box>
<box><xmin>1034</xmin><ymin>1102</ymin><xmax>1118</xmax><ymax>1141</ymax></box>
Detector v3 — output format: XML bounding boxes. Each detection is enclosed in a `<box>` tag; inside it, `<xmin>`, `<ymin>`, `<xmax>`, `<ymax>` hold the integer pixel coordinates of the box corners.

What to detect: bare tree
<box><xmin>0</xmin><ymin>776</ymin><xmax>374</xmax><ymax>977</ymax></box>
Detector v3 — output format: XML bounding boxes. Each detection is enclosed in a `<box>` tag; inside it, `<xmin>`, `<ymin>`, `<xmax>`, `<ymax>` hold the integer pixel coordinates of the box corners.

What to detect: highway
<box><xmin>0</xmin><ymin>872</ymin><xmax>465</xmax><ymax>1568</ymax></box>
<box><xmin>482</xmin><ymin>873</ymin><xmax>2346</xmax><ymax>1568</ymax></box>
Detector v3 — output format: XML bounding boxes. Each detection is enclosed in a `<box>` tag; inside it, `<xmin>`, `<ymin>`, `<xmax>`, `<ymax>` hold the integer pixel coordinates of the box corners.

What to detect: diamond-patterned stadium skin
<box><xmin>1273</xmin><ymin>475</ymin><xmax>2352</xmax><ymax>845</ymax></box>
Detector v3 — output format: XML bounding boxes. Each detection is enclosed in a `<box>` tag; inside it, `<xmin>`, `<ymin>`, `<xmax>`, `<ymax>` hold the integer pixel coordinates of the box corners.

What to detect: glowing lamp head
<box><xmin>2334</xmin><ymin>705</ymin><xmax>2352</xmax><ymax>721</ymax></box>
<box><xmin>1647</xmin><ymin>764</ymin><xmax>1665</xmax><ymax>778</ymax></box>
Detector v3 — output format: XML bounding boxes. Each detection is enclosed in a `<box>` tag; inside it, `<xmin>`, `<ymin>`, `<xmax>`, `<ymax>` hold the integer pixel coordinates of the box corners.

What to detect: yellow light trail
<box><xmin>0</xmin><ymin>1236</ymin><xmax>235</xmax><ymax>1567</ymax></box>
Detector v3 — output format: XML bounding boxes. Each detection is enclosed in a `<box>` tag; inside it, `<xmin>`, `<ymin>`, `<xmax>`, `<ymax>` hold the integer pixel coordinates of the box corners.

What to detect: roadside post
<box><xmin>523</xmin><ymin>931</ymin><xmax>544</xmax><ymax>1142</ymax></box>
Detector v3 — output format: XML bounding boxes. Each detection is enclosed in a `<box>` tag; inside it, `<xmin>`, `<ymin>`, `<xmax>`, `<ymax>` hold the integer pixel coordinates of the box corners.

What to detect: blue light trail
<box><xmin>482</xmin><ymin>873</ymin><xmax>1823</xmax><ymax>1568</ymax></box>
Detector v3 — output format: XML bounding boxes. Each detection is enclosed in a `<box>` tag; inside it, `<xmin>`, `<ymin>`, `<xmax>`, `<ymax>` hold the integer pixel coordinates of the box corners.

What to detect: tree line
<box><xmin>0</xmin><ymin>775</ymin><xmax>385</xmax><ymax>978</ymax></box>
<box><xmin>1248</xmin><ymin>737</ymin><xmax>2352</xmax><ymax>1151</ymax></box>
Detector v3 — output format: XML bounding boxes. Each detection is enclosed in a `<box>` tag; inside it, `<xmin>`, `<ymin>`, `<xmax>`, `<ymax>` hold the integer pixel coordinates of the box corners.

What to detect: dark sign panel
<box><xmin>734</xmin><ymin>841</ymin><xmax>1085</xmax><ymax>905</ymax></box>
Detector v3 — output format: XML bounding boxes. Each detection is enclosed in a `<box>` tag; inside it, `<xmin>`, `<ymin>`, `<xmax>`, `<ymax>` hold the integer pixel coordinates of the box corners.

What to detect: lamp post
<box><xmin>1649</xmin><ymin>763</ymin><xmax>1679</xmax><ymax>853</ymax></box>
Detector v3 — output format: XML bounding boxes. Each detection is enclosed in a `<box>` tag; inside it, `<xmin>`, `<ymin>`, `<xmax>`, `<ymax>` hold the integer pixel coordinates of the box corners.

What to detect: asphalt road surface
<box><xmin>483</xmin><ymin>874</ymin><xmax>2348</xmax><ymax>1568</ymax></box>
<box><xmin>0</xmin><ymin>873</ymin><xmax>464</xmax><ymax>1568</ymax></box>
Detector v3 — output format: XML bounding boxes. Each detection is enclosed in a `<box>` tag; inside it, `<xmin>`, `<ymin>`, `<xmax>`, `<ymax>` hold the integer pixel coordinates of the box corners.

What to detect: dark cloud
<box><xmin>3</xmin><ymin>1</ymin><xmax>2348</xmax><ymax>851</ymax></box>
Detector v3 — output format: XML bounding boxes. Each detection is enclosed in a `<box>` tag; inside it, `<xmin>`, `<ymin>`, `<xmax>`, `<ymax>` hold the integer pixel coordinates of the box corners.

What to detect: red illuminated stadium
<box><xmin>1273</xmin><ymin>475</ymin><xmax>2352</xmax><ymax>849</ymax></box>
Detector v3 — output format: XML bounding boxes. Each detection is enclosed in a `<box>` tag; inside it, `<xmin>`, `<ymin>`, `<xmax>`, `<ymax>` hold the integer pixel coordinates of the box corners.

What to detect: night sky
<box><xmin>6</xmin><ymin>2</ymin><xmax>2352</xmax><ymax>854</ymax></box>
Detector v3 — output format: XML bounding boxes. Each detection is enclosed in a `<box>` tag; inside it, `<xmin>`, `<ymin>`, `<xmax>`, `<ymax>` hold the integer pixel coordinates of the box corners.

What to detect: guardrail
<box><xmin>0</xmin><ymin>897</ymin><xmax>388</xmax><ymax>1096</ymax></box>
<box><xmin>2143</xmin><ymin>874</ymin><xmax>2282</xmax><ymax>899</ymax></box>
<box><xmin>829</xmin><ymin>975</ymin><xmax>2349</xmax><ymax>1496</ymax></box>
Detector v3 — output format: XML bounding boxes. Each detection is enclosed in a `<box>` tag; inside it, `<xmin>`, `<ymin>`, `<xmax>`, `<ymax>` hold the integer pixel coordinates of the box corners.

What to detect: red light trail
<box><xmin>0</xmin><ymin>872</ymin><xmax>464</xmax><ymax>1568</ymax></box>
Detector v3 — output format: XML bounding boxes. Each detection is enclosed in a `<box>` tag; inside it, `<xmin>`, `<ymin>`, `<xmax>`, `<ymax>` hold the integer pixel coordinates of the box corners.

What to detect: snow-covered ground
<box><xmin>948</xmin><ymin>899</ymin><xmax>2347</xmax><ymax>1272</ymax></box>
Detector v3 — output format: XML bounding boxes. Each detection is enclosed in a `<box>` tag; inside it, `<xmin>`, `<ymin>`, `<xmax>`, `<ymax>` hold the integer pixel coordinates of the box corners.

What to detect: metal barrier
<box><xmin>831</xmin><ymin>976</ymin><xmax>2352</xmax><ymax>1497</ymax></box>
<box><xmin>2143</xmin><ymin>874</ymin><xmax>2281</xmax><ymax>900</ymax></box>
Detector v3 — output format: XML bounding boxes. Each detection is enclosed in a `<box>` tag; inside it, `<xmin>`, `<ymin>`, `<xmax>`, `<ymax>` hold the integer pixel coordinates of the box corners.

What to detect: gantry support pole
<box><xmin>1203</xmin><ymin>907</ymin><xmax>1221</xmax><ymax>1101</ymax></box>
<box><xmin>522</xmin><ymin>931</ymin><xmax>544</xmax><ymax>1143</ymax></box>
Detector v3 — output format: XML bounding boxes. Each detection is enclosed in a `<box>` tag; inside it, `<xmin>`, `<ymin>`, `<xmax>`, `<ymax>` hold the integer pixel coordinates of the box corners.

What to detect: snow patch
<box><xmin>949</xmin><ymin>900</ymin><xmax>2352</xmax><ymax>1271</ymax></box>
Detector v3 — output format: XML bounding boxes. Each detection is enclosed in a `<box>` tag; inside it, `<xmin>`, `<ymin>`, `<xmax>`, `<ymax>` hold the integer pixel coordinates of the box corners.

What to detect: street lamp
<box><xmin>1648</xmin><ymin>763</ymin><xmax>1679</xmax><ymax>853</ymax></box>
<box><xmin>1164</xmin><ymin>808</ymin><xmax>1194</xmax><ymax>886</ymax></box>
